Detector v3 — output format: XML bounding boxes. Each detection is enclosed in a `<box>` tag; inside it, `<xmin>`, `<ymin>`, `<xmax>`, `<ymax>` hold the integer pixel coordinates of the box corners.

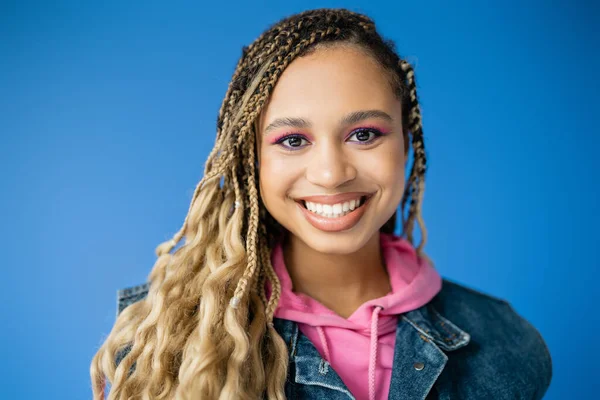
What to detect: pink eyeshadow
<box><xmin>268</xmin><ymin>131</ymin><xmax>314</xmax><ymax>144</ymax></box>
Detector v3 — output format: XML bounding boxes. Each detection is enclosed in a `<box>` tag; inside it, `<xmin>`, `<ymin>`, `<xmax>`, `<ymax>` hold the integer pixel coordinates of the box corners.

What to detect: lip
<box><xmin>295</xmin><ymin>192</ymin><xmax>374</xmax><ymax>205</ymax></box>
<box><xmin>296</xmin><ymin>194</ymin><xmax>373</xmax><ymax>232</ymax></box>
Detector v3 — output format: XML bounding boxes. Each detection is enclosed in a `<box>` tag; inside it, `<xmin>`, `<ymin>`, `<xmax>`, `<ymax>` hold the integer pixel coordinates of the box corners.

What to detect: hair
<box><xmin>90</xmin><ymin>8</ymin><xmax>430</xmax><ymax>400</ymax></box>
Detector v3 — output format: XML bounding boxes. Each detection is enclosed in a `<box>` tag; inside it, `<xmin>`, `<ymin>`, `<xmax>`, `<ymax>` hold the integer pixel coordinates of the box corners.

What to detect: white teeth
<box><xmin>302</xmin><ymin>197</ymin><xmax>366</xmax><ymax>218</ymax></box>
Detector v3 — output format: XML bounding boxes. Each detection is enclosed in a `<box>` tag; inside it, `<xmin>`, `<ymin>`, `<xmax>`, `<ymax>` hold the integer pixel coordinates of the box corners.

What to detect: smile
<box><xmin>295</xmin><ymin>194</ymin><xmax>374</xmax><ymax>232</ymax></box>
<box><xmin>300</xmin><ymin>195</ymin><xmax>368</xmax><ymax>218</ymax></box>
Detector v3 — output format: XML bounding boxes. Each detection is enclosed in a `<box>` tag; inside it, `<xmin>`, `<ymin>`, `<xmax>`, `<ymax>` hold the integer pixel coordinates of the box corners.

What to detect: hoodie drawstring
<box><xmin>369</xmin><ymin>306</ymin><xmax>383</xmax><ymax>400</ymax></box>
<box><xmin>316</xmin><ymin>326</ymin><xmax>331</xmax><ymax>363</ymax></box>
<box><xmin>315</xmin><ymin>305</ymin><xmax>383</xmax><ymax>400</ymax></box>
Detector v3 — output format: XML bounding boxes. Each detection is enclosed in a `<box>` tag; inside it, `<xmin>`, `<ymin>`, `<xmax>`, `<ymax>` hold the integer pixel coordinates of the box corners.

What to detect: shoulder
<box><xmin>116</xmin><ymin>282</ymin><xmax>150</xmax><ymax>316</ymax></box>
<box><xmin>434</xmin><ymin>277</ymin><xmax>547</xmax><ymax>342</ymax></box>
<box><xmin>432</xmin><ymin>278</ymin><xmax>553</xmax><ymax>399</ymax></box>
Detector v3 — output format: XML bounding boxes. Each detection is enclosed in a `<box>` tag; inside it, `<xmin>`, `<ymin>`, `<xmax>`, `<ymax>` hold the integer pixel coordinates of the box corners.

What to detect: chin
<box><xmin>296</xmin><ymin>228</ymin><xmax>376</xmax><ymax>255</ymax></box>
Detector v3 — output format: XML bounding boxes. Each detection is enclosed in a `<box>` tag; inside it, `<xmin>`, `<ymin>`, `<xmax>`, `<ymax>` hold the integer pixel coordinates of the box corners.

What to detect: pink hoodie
<box><xmin>267</xmin><ymin>233</ymin><xmax>442</xmax><ymax>400</ymax></box>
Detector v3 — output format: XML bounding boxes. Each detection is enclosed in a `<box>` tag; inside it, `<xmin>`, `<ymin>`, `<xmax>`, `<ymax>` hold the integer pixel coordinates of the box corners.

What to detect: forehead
<box><xmin>258</xmin><ymin>45</ymin><xmax>401</xmax><ymax>130</ymax></box>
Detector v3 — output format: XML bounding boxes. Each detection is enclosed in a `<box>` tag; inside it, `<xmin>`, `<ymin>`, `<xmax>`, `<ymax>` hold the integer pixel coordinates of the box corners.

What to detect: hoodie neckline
<box><xmin>266</xmin><ymin>232</ymin><xmax>443</xmax><ymax>400</ymax></box>
<box><xmin>268</xmin><ymin>233</ymin><xmax>442</xmax><ymax>327</ymax></box>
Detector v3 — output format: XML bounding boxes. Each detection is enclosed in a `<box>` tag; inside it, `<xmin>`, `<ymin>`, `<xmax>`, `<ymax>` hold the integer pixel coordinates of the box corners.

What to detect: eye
<box><xmin>347</xmin><ymin>128</ymin><xmax>384</xmax><ymax>144</ymax></box>
<box><xmin>275</xmin><ymin>134</ymin><xmax>310</xmax><ymax>150</ymax></box>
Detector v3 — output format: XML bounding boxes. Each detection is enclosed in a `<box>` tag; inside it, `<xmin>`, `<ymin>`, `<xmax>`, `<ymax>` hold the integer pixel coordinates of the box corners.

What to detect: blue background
<box><xmin>1</xmin><ymin>1</ymin><xmax>597</xmax><ymax>398</ymax></box>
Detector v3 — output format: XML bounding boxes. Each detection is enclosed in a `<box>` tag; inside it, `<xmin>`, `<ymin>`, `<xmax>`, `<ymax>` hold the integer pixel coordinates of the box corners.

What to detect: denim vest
<box><xmin>115</xmin><ymin>278</ymin><xmax>552</xmax><ymax>399</ymax></box>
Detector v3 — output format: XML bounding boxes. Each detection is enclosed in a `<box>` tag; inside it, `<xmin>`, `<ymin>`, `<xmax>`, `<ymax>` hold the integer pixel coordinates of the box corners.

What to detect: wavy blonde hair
<box><xmin>90</xmin><ymin>8</ymin><xmax>430</xmax><ymax>399</ymax></box>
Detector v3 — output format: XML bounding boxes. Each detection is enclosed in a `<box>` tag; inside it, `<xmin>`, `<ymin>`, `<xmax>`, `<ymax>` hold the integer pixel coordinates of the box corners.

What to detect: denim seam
<box><xmin>436</xmin><ymin>320</ymin><xmax>457</xmax><ymax>342</ymax></box>
<box><xmin>430</xmin><ymin>307</ymin><xmax>471</xmax><ymax>348</ymax></box>
<box><xmin>402</xmin><ymin>314</ymin><xmax>469</xmax><ymax>351</ymax></box>
<box><xmin>402</xmin><ymin>315</ymin><xmax>437</xmax><ymax>343</ymax></box>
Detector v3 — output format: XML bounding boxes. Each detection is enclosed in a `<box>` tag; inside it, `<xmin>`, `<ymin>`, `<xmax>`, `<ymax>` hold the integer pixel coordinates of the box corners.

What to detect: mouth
<box><xmin>296</xmin><ymin>194</ymin><xmax>373</xmax><ymax>219</ymax></box>
<box><xmin>296</xmin><ymin>193</ymin><xmax>373</xmax><ymax>232</ymax></box>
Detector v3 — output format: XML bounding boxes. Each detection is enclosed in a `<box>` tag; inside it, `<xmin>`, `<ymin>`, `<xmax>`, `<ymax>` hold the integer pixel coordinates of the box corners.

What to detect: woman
<box><xmin>91</xmin><ymin>8</ymin><xmax>552</xmax><ymax>399</ymax></box>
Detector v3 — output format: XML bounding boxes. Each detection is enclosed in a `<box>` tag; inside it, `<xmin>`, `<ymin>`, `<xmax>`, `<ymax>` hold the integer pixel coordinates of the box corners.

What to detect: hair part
<box><xmin>91</xmin><ymin>8</ymin><xmax>430</xmax><ymax>399</ymax></box>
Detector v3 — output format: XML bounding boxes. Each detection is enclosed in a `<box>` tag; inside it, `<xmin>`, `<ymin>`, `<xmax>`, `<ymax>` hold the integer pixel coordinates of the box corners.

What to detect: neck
<box><xmin>282</xmin><ymin>231</ymin><xmax>392</xmax><ymax>317</ymax></box>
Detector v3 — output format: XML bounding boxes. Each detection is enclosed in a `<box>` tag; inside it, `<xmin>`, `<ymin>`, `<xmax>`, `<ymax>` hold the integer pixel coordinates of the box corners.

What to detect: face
<box><xmin>256</xmin><ymin>44</ymin><xmax>407</xmax><ymax>255</ymax></box>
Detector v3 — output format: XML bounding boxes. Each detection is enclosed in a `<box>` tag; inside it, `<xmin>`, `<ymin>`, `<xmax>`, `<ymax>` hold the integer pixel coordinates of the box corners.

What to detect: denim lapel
<box><xmin>387</xmin><ymin>304</ymin><xmax>471</xmax><ymax>399</ymax></box>
<box><xmin>273</xmin><ymin>302</ymin><xmax>471</xmax><ymax>400</ymax></box>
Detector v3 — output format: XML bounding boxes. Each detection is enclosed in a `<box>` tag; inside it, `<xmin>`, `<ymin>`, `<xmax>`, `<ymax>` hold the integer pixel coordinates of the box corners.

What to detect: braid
<box><xmin>226</xmin><ymin>24</ymin><xmax>346</xmax><ymax>309</ymax></box>
<box><xmin>230</xmin><ymin>132</ymin><xmax>260</xmax><ymax>306</ymax></box>
<box><xmin>399</xmin><ymin>59</ymin><xmax>428</xmax><ymax>254</ymax></box>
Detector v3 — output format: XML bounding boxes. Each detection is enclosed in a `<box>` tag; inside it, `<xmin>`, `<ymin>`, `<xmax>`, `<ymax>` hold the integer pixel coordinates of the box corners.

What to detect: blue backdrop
<box><xmin>1</xmin><ymin>1</ymin><xmax>597</xmax><ymax>398</ymax></box>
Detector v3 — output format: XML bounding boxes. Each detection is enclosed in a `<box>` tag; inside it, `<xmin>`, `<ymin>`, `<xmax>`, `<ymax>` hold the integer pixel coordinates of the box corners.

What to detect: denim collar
<box><xmin>400</xmin><ymin>302</ymin><xmax>471</xmax><ymax>351</ymax></box>
<box><xmin>273</xmin><ymin>302</ymin><xmax>471</xmax><ymax>399</ymax></box>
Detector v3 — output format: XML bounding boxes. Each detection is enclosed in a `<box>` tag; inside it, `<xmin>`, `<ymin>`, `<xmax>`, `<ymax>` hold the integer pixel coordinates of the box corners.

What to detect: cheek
<box><xmin>258</xmin><ymin>149</ymin><xmax>303</xmax><ymax>208</ymax></box>
<box><xmin>363</xmin><ymin>138</ymin><xmax>406</xmax><ymax>190</ymax></box>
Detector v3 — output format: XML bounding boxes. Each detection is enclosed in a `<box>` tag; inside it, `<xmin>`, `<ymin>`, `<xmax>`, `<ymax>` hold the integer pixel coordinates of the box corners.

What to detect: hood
<box><xmin>265</xmin><ymin>232</ymin><xmax>442</xmax><ymax>400</ymax></box>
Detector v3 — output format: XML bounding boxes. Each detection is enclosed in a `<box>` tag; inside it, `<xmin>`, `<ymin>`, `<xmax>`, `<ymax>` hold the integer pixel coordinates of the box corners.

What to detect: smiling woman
<box><xmin>257</xmin><ymin>45</ymin><xmax>407</xmax><ymax>255</ymax></box>
<box><xmin>91</xmin><ymin>8</ymin><xmax>552</xmax><ymax>400</ymax></box>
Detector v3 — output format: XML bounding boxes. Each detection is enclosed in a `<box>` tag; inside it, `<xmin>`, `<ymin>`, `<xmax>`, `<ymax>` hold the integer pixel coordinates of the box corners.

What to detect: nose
<box><xmin>305</xmin><ymin>141</ymin><xmax>357</xmax><ymax>189</ymax></box>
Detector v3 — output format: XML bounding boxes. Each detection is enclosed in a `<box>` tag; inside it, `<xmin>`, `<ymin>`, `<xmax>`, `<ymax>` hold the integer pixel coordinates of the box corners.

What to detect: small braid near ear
<box><xmin>399</xmin><ymin>59</ymin><xmax>428</xmax><ymax>255</ymax></box>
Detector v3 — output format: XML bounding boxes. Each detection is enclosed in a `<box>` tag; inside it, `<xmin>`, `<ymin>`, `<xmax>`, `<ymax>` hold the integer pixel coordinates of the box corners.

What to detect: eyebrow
<box><xmin>263</xmin><ymin>109</ymin><xmax>394</xmax><ymax>135</ymax></box>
